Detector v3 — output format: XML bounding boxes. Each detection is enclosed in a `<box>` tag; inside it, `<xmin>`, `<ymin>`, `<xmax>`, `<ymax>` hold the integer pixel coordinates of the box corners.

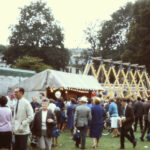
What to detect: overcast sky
<box><xmin>0</xmin><ymin>0</ymin><xmax>136</xmax><ymax>49</ymax></box>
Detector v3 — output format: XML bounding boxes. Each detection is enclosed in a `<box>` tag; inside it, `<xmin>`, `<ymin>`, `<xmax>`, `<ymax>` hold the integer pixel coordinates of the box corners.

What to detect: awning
<box><xmin>9</xmin><ymin>69</ymin><xmax>104</xmax><ymax>92</ymax></box>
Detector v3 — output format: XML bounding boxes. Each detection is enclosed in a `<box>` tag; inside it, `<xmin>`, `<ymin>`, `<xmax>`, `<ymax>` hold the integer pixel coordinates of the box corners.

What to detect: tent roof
<box><xmin>10</xmin><ymin>69</ymin><xmax>104</xmax><ymax>91</ymax></box>
<box><xmin>0</xmin><ymin>67</ymin><xmax>36</xmax><ymax>77</ymax></box>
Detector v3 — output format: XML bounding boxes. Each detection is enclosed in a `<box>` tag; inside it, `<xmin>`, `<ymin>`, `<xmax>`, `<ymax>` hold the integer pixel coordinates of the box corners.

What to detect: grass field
<box><xmin>28</xmin><ymin>128</ymin><xmax>150</xmax><ymax>150</ymax></box>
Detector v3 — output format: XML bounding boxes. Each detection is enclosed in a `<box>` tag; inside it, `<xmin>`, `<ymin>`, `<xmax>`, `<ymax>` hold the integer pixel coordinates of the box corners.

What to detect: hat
<box><xmin>10</xmin><ymin>93</ymin><xmax>15</xmax><ymax>99</ymax></box>
<box><xmin>79</xmin><ymin>96</ymin><xmax>88</xmax><ymax>103</ymax></box>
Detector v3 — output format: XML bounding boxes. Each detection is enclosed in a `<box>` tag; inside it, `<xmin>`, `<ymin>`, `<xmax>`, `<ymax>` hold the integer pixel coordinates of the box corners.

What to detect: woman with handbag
<box><xmin>31</xmin><ymin>99</ymin><xmax>56</xmax><ymax>150</ymax></box>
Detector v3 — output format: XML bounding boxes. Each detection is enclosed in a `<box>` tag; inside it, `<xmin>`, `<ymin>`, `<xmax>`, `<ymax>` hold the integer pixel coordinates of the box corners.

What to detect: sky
<box><xmin>0</xmin><ymin>0</ymin><xmax>136</xmax><ymax>49</ymax></box>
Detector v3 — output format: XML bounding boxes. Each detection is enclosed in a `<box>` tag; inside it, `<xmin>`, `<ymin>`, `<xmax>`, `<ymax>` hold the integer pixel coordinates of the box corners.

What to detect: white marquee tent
<box><xmin>9</xmin><ymin>69</ymin><xmax>104</xmax><ymax>100</ymax></box>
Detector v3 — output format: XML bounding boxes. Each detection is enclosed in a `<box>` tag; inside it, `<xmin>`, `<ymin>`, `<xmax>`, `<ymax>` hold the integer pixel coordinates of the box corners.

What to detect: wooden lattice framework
<box><xmin>83</xmin><ymin>57</ymin><xmax>150</xmax><ymax>98</ymax></box>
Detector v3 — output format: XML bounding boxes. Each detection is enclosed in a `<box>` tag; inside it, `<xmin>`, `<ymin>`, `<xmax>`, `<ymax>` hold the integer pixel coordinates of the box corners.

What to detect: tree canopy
<box><xmin>0</xmin><ymin>45</ymin><xmax>7</xmax><ymax>53</ymax></box>
<box><xmin>3</xmin><ymin>1</ymin><xmax>69</xmax><ymax>70</ymax></box>
<box><xmin>122</xmin><ymin>0</ymin><xmax>150</xmax><ymax>73</ymax></box>
<box><xmin>84</xmin><ymin>0</ymin><xmax>150</xmax><ymax>73</ymax></box>
<box><xmin>13</xmin><ymin>56</ymin><xmax>52</xmax><ymax>73</ymax></box>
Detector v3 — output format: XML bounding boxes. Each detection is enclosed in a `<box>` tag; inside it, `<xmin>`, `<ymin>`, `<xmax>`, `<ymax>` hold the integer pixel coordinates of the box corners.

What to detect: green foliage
<box><xmin>84</xmin><ymin>22</ymin><xmax>100</xmax><ymax>56</ymax></box>
<box><xmin>83</xmin><ymin>2</ymin><xmax>133</xmax><ymax>61</ymax></box>
<box><xmin>97</xmin><ymin>2</ymin><xmax>133</xmax><ymax>59</ymax></box>
<box><xmin>28</xmin><ymin>129</ymin><xmax>149</xmax><ymax>150</ymax></box>
<box><xmin>122</xmin><ymin>0</ymin><xmax>150</xmax><ymax>73</ymax></box>
<box><xmin>121</xmin><ymin>49</ymin><xmax>138</xmax><ymax>63</ymax></box>
<box><xmin>9</xmin><ymin>1</ymin><xmax>56</xmax><ymax>47</ymax></box>
<box><xmin>84</xmin><ymin>0</ymin><xmax>150</xmax><ymax>73</ymax></box>
<box><xmin>0</xmin><ymin>44</ymin><xmax>7</xmax><ymax>53</ymax></box>
<box><xmin>4</xmin><ymin>0</ymin><xmax>69</xmax><ymax>70</ymax></box>
<box><xmin>13</xmin><ymin>56</ymin><xmax>52</xmax><ymax>73</ymax></box>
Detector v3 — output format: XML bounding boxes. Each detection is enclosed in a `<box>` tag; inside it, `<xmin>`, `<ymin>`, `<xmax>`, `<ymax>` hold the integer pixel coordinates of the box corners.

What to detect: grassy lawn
<box><xmin>28</xmin><ymin>128</ymin><xmax>150</xmax><ymax>150</ymax></box>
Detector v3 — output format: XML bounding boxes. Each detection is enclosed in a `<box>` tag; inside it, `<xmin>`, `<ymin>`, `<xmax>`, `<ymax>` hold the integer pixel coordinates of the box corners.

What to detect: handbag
<box><xmin>73</xmin><ymin>128</ymin><xmax>80</xmax><ymax>141</ymax></box>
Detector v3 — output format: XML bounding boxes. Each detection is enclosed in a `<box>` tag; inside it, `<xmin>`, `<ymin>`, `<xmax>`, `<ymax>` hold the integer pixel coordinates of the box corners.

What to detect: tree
<box><xmin>83</xmin><ymin>2</ymin><xmax>133</xmax><ymax>61</ymax></box>
<box><xmin>13</xmin><ymin>56</ymin><xmax>52</xmax><ymax>73</ymax></box>
<box><xmin>81</xmin><ymin>22</ymin><xmax>102</xmax><ymax>67</ymax></box>
<box><xmin>97</xmin><ymin>2</ymin><xmax>133</xmax><ymax>60</ymax></box>
<box><xmin>0</xmin><ymin>44</ymin><xmax>7</xmax><ymax>53</ymax></box>
<box><xmin>84</xmin><ymin>22</ymin><xmax>100</xmax><ymax>56</ymax></box>
<box><xmin>122</xmin><ymin>0</ymin><xmax>150</xmax><ymax>73</ymax></box>
<box><xmin>3</xmin><ymin>1</ymin><xmax>69</xmax><ymax>70</ymax></box>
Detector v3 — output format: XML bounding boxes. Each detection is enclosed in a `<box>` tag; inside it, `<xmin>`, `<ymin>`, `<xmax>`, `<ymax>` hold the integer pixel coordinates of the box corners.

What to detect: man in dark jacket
<box><xmin>119</xmin><ymin>98</ymin><xmax>136</xmax><ymax>149</ymax></box>
<box><xmin>140</xmin><ymin>96</ymin><xmax>150</xmax><ymax>141</ymax></box>
<box><xmin>133</xmin><ymin>97</ymin><xmax>143</xmax><ymax>132</ymax></box>
<box><xmin>31</xmin><ymin>99</ymin><xmax>56</xmax><ymax>150</ymax></box>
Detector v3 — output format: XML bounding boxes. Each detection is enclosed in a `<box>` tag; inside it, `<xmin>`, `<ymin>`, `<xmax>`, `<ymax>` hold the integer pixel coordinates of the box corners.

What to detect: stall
<box><xmin>9</xmin><ymin>69</ymin><xmax>104</xmax><ymax>101</ymax></box>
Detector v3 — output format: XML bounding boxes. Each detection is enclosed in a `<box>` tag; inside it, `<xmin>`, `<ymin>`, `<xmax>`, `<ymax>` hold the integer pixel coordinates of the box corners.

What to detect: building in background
<box><xmin>65</xmin><ymin>48</ymin><xmax>86</xmax><ymax>74</ymax></box>
<box><xmin>0</xmin><ymin>53</ymin><xmax>10</xmax><ymax>67</ymax></box>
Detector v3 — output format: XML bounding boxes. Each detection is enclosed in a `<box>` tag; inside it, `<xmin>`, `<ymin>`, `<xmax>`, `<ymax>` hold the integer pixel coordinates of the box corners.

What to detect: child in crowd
<box><xmin>52</xmin><ymin>126</ymin><xmax>60</xmax><ymax>147</ymax></box>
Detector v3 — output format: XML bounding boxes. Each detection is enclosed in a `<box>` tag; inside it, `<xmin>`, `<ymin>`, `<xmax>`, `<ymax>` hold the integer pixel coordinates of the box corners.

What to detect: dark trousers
<box><xmin>141</xmin><ymin>120</ymin><xmax>150</xmax><ymax>139</ymax></box>
<box><xmin>129</xmin><ymin>127</ymin><xmax>135</xmax><ymax>140</ymax></box>
<box><xmin>75</xmin><ymin>138</ymin><xmax>81</xmax><ymax>147</ymax></box>
<box><xmin>134</xmin><ymin>116</ymin><xmax>143</xmax><ymax>131</ymax></box>
<box><xmin>77</xmin><ymin>126</ymin><xmax>87</xmax><ymax>149</ymax></box>
<box><xmin>14</xmin><ymin>134</ymin><xmax>28</xmax><ymax>150</ymax></box>
<box><xmin>120</xmin><ymin>127</ymin><xmax>134</xmax><ymax>148</ymax></box>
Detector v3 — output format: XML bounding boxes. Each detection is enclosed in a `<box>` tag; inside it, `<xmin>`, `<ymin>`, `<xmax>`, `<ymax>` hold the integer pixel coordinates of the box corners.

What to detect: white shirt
<box><xmin>7</xmin><ymin>98</ymin><xmax>16</xmax><ymax>112</ymax></box>
<box><xmin>42</xmin><ymin>110</ymin><xmax>48</xmax><ymax>130</ymax></box>
<box><xmin>48</xmin><ymin>103</ymin><xmax>56</xmax><ymax>113</ymax></box>
<box><xmin>124</xmin><ymin>104</ymin><xmax>128</xmax><ymax>113</ymax></box>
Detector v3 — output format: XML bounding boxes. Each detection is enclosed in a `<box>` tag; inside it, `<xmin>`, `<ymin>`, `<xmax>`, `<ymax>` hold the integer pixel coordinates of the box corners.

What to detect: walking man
<box><xmin>74</xmin><ymin>96</ymin><xmax>92</xmax><ymax>149</ymax></box>
<box><xmin>13</xmin><ymin>87</ymin><xmax>34</xmax><ymax>150</ymax></box>
<box><xmin>119</xmin><ymin>98</ymin><xmax>136</xmax><ymax>149</ymax></box>
<box><xmin>133</xmin><ymin>97</ymin><xmax>143</xmax><ymax>132</ymax></box>
<box><xmin>140</xmin><ymin>96</ymin><xmax>150</xmax><ymax>141</ymax></box>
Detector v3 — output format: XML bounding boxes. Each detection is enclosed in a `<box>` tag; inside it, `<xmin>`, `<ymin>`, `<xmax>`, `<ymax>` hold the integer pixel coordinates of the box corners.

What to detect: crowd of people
<box><xmin>0</xmin><ymin>87</ymin><xmax>150</xmax><ymax>150</ymax></box>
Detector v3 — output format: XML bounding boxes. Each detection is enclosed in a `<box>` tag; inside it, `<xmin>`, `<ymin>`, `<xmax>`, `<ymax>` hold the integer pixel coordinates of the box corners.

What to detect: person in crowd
<box><xmin>12</xmin><ymin>87</ymin><xmax>34</xmax><ymax>150</ymax></box>
<box><xmin>67</xmin><ymin>98</ymin><xmax>76</xmax><ymax>135</ymax></box>
<box><xmin>7</xmin><ymin>93</ymin><xmax>16</xmax><ymax>116</ymax></box>
<box><xmin>51</xmin><ymin>106</ymin><xmax>61</xmax><ymax>147</ymax></box>
<box><xmin>48</xmin><ymin>99</ymin><xmax>57</xmax><ymax>113</ymax></box>
<box><xmin>127</xmin><ymin>98</ymin><xmax>134</xmax><ymax>108</ymax></box>
<box><xmin>74</xmin><ymin>96</ymin><xmax>92</xmax><ymax>149</ymax></box>
<box><xmin>55</xmin><ymin>97</ymin><xmax>64</xmax><ymax>110</ymax></box>
<box><xmin>116</xmin><ymin>97</ymin><xmax>123</xmax><ymax>117</ymax></box>
<box><xmin>31</xmin><ymin>99</ymin><xmax>56</xmax><ymax>150</ymax></box>
<box><xmin>31</xmin><ymin>96</ymin><xmax>41</xmax><ymax>112</ymax></box>
<box><xmin>0</xmin><ymin>96</ymin><xmax>12</xmax><ymax>150</ymax></box>
<box><xmin>87</xmin><ymin>98</ymin><xmax>92</xmax><ymax>108</ymax></box>
<box><xmin>108</xmin><ymin>98</ymin><xmax>120</xmax><ymax>137</ymax></box>
<box><xmin>64</xmin><ymin>97</ymin><xmax>71</xmax><ymax>113</ymax></box>
<box><xmin>39</xmin><ymin>93</ymin><xmax>45</xmax><ymax>104</ymax></box>
<box><xmin>86</xmin><ymin>98</ymin><xmax>93</xmax><ymax>136</ymax></box>
<box><xmin>90</xmin><ymin>96</ymin><xmax>104</xmax><ymax>148</ymax></box>
<box><xmin>60</xmin><ymin>107</ymin><xmax>67</xmax><ymax>132</ymax></box>
<box><xmin>140</xmin><ymin>96</ymin><xmax>150</xmax><ymax>141</ymax></box>
<box><xmin>64</xmin><ymin>98</ymin><xmax>71</xmax><ymax>112</ymax></box>
<box><xmin>119</xmin><ymin>98</ymin><xmax>136</xmax><ymax>149</ymax></box>
<box><xmin>104</xmin><ymin>97</ymin><xmax>110</xmax><ymax>113</ymax></box>
<box><xmin>52</xmin><ymin>125</ymin><xmax>60</xmax><ymax>147</ymax></box>
<box><xmin>126</xmin><ymin>98</ymin><xmax>136</xmax><ymax>143</ymax></box>
<box><xmin>55</xmin><ymin>97</ymin><xmax>65</xmax><ymax>130</ymax></box>
<box><xmin>62</xmin><ymin>98</ymin><xmax>71</xmax><ymax>132</ymax></box>
<box><xmin>133</xmin><ymin>97</ymin><xmax>143</xmax><ymax>132</ymax></box>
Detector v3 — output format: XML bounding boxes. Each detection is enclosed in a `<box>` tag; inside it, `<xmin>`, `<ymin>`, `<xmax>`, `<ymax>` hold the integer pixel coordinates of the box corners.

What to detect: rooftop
<box><xmin>0</xmin><ymin>67</ymin><xmax>36</xmax><ymax>77</ymax></box>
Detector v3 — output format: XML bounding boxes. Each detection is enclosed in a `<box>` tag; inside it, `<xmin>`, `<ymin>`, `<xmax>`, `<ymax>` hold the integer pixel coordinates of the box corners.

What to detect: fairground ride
<box><xmin>83</xmin><ymin>57</ymin><xmax>150</xmax><ymax>98</ymax></box>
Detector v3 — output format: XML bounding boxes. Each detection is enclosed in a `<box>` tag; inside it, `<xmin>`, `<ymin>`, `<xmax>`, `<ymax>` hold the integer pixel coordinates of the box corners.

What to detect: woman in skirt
<box><xmin>0</xmin><ymin>96</ymin><xmax>12</xmax><ymax>150</ymax></box>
